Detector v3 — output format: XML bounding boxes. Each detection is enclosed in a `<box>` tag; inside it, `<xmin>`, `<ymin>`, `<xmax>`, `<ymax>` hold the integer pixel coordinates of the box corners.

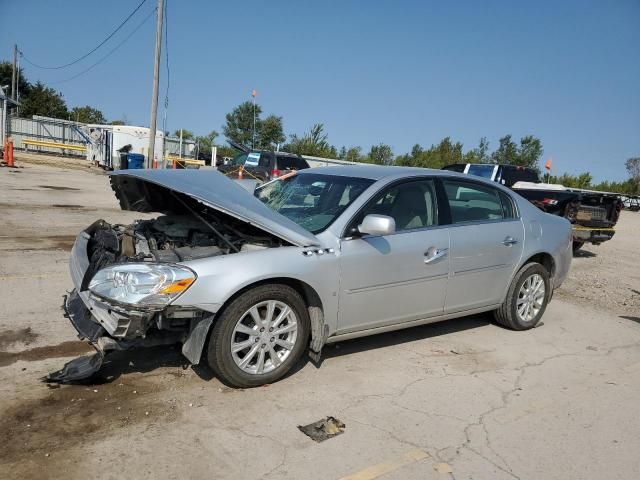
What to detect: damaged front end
<box><xmin>48</xmin><ymin>288</ymin><xmax>209</xmax><ymax>383</ymax></box>
<box><xmin>49</xmin><ymin>207</ymin><xmax>279</xmax><ymax>383</ymax></box>
<box><xmin>49</xmin><ymin>170</ymin><xmax>322</xmax><ymax>383</ymax></box>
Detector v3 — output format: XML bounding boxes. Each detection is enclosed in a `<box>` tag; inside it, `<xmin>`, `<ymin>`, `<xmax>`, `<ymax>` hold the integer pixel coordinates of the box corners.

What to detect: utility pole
<box><xmin>147</xmin><ymin>0</ymin><xmax>164</xmax><ymax>169</ymax></box>
<box><xmin>251</xmin><ymin>89</ymin><xmax>256</xmax><ymax>149</ymax></box>
<box><xmin>11</xmin><ymin>44</ymin><xmax>17</xmax><ymax>102</ymax></box>
<box><xmin>16</xmin><ymin>52</ymin><xmax>20</xmax><ymax>116</ymax></box>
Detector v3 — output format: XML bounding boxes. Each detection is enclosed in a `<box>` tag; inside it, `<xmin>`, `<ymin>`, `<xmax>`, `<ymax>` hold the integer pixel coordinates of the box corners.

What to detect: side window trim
<box><xmin>342</xmin><ymin>176</ymin><xmax>439</xmax><ymax>238</ymax></box>
<box><xmin>438</xmin><ymin>176</ymin><xmax>519</xmax><ymax>226</ymax></box>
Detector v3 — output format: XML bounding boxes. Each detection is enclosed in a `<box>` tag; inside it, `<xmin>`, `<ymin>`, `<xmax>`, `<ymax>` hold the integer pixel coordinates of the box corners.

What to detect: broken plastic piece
<box><xmin>45</xmin><ymin>349</ymin><xmax>105</xmax><ymax>384</ymax></box>
<box><xmin>298</xmin><ymin>416</ymin><xmax>345</xmax><ymax>442</ymax></box>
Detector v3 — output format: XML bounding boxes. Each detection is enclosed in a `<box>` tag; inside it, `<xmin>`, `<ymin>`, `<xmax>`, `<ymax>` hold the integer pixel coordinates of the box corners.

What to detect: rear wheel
<box><xmin>494</xmin><ymin>262</ymin><xmax>550</xmax><ymax>330</ymax></box>
<box><xmin>206</xmin><ymin>284</ymin><xmax>310</xmax><ymax>388</ymax></box>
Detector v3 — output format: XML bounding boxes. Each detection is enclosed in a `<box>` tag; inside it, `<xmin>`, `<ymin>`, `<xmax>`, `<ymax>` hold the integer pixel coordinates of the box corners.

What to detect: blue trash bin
<box><xmin>127</xmin><ymin>153</ymin><xmax>145</xmax><ymax>169</ymax></box>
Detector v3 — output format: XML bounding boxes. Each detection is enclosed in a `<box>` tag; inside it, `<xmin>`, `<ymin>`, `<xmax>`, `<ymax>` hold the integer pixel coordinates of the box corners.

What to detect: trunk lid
<box><xmin>109</xmin><ymin>169</ymin><xmax>320</xmax><ymax>248</ymax></box>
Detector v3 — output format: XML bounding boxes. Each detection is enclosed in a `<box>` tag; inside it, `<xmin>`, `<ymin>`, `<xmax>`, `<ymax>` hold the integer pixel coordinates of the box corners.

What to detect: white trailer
<box><xmin>84</xmin><ymin>124</ymin><xmax>164</xmax><ymax>170</ymax></box>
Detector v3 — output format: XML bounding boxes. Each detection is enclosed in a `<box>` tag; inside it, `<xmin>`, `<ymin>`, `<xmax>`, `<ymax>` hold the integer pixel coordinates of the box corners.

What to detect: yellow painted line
<box><xmin>338</xmin><ymin>449</ymin><xmax>430</xmax><ymax>480</ymax></box>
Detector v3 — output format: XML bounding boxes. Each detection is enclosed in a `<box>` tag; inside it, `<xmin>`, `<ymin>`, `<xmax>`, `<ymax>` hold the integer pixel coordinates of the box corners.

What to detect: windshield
<box><xmin>232</xmin><ymin>152</ymin><xmax>248</xmax><ymax>166</ymax></box>
<box><xmin>467</xmin><ymin>164</ymin><xmax>496</xmax><ymax>180</ymax></box>
<box><xmin>255</xmin><ymin>173</ymin><xmax>374</xmax><ymax>234</ymax></box>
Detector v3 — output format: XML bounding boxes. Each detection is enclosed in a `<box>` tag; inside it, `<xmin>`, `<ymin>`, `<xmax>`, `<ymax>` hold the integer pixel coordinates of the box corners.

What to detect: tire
<box><xmin>493</xmin><ymin>262</ymin><xmax>551</xmax><ymax>330</ymax></box>
<box><xmin>572</xmin><ymin>241</ymin><xmax>584</xmax><ymax>253</ymax></box>
<box><xmin>206</xmin><ymin>284</ymin><xmax>310</xmax><ymax>388</ymax></box>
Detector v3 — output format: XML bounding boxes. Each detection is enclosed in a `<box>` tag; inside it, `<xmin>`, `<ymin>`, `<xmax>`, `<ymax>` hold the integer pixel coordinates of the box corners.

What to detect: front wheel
<box><xmin>206</xmin><ymin>284</ymin><xmax>310</xmax><ymax>388</ymax></box>
<box><xmin>572</xmin><ymin>241</ymin><xmax>584</xmax><ymax>253</ymax></box>
<box><xmin>494</xmin><ymin>262</ymin><xmax>551</xmax><ymax>330</ymax></box>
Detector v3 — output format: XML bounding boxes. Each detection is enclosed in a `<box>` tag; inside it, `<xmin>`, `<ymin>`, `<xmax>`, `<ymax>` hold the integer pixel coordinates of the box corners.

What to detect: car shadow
<box><xmin>81</xmin><ymin>314</ymin><xmax>495</xmax><ymax>387</ymax></box>
<box><xmin>319</xmin><ymin>313</ymin><xmax>493</xmax><ymax>361</ymax></box>
<box><xmin>574</xmin><ymin>249</ymin><xmax>596</xmax><ymax>258</ymax></box>
<box><xmin>89</xmin><ymin>344</ymin><xmax>189</xmax><ymax>384</ymax></box>
<box><xmin>619</xmin><ymin>315</ymin><xmax>640</xmax><ymax>325</ymax></box>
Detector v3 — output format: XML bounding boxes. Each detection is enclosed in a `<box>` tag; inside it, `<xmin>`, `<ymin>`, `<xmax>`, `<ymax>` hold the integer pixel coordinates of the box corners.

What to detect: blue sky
<box><xmin>2</xmin><ymin>0</ymin><xmax>638</xmax><ymax>182</ymax></box>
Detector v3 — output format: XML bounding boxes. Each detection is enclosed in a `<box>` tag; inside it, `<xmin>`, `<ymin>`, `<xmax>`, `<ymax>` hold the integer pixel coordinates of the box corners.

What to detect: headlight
<box><xmin>88</xmin><ymin>263</ymin><xmax>196</xmax><ymax>307</ymax></box>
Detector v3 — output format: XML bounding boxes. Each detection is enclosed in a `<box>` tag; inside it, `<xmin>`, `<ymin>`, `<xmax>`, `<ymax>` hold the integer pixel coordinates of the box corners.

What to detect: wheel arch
<box><xmin>212</xmin><ymin>276</ymin><xmax>327</xmax><ymax>356</ymax></box>
<box><xmin>521</xmin><ymin>251</ymin><xmax>556</xmax><ymax>279</ymax></box>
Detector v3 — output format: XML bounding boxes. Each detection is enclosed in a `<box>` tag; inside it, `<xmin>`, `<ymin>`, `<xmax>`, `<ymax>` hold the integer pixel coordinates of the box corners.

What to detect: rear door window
<box><xmin>443</xmin><ymin>180</ymin><xmax>506</xmax><ymax>224</ymax></box>
<box><xmin>276</xmin><ymin>156</ymin><xmax>306</xmax><ymax>171</ymax></box>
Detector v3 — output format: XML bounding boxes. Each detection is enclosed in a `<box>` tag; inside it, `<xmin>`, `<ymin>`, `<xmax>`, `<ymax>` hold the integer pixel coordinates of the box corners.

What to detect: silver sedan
<box><xmin>53</xmin><ymin>165</ymin><xmax>572</xmax><ymax>388</ymax></box>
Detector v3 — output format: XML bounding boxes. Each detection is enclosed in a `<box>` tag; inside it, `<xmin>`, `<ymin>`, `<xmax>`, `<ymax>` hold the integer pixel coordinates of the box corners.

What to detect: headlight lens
<box><xmin>88</xmin><ymin>263</ymin><xmax>196</xmax><ymax>307</ymax></box>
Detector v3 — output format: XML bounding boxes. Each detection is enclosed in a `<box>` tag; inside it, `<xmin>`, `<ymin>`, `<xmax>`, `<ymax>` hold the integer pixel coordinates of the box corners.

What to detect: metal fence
<box><xmin>165</xmin><ymin>136</ymin><xmax>196</xmax><ymax>158</ymax></box>
<box><xmin>9</xmin><ymin>116</ymin><xmax>88</xmax><ymax>157</ymax></box>
<box><xmin>8</xmin><ymin>115</ymin><xmax>198</xmax><ymax>160</ymax></box>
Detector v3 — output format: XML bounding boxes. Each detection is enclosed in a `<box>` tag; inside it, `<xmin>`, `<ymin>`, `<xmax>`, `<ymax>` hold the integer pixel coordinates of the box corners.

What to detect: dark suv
<box><xmin>218</xmin><ymin>150</ymin><xmax>310</xmax><ymax>181</ymax></box>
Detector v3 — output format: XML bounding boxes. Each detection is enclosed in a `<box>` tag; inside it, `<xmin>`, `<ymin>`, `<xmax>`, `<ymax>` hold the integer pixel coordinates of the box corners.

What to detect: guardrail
<box><xmin>22</xmin><ymin>138</ymin><xmax>87</xmax><ymax>152</ymax></box>
<box><xmin>166</xmin><ymin>155</ymin><xmax>205</xmax><ymax>168</ymax></box>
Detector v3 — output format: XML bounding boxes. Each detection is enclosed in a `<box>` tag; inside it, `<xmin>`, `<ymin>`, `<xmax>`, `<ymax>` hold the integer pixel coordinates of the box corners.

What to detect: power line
<box><xmin>20</xmin><ymin>0</ymin><xmax>148</xmax><ymax>70</ymax></box>
<box><xmin>47</xmin><ymin>7</ymin><xmax>156</xmax><ymax>85</ymax></box>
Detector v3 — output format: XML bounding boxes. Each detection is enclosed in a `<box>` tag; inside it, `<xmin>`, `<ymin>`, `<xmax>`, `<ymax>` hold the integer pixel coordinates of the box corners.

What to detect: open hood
<box><xmin>109</xmin><ymin>169</ymin><xmax>320</xmax><ymax>248</ymax></box>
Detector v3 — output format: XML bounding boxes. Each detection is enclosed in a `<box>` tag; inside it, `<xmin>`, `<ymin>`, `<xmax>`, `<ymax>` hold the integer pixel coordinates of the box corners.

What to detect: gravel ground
<box><xmin>555</xmin><ymin>213</ymin><xmax>640</xmax><ymax>315</ymax></box>
<box><xmin>1</xmin><ymin>163</ymin><xmax>639</xmax><ymax>480</ymax></box>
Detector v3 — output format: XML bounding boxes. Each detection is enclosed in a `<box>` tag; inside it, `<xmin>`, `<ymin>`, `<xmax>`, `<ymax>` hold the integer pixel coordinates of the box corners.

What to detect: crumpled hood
<box><xmin>109</xmin><ymin>169</ymin><xmax>320</xmax><ymax>248</ymax></box>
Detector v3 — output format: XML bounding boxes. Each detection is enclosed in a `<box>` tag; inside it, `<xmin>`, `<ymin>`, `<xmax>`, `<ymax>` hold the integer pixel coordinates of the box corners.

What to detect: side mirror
<box><xmin>358</xmin><ymin>214</ymin><xmax>396</xmax><ymax>237</ymax></box>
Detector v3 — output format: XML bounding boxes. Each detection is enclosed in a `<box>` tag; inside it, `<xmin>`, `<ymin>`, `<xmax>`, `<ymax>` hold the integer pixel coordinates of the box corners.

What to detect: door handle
<box><xmin>502</xmin><ymin>236</ymin><xmax>519</xmax><ymax>246</ymax></box>
<box><xmin>424</xmin><ymin>247</ymin><xmax>448</xmax><ymax>264</ymax></box>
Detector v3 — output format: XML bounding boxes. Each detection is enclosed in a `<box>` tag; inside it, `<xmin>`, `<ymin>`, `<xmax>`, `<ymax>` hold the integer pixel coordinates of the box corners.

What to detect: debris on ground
<box><xmin>298</xmin><ymin>416</ymin><xmax>345</xmax><ymax>442</ymax></box>
<box><xmin>434</xmin><ymin>462</ymin><xmax>453</xmax><ymax>474</ymax></box>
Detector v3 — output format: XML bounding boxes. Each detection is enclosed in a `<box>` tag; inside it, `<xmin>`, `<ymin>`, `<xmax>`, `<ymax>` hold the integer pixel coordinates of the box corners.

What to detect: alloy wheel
<box><xmin>516</xmin><ymin>273</ymin><xmax>546</xmax><ymax>323</ymax></box>
<box><xmin>230</xmin><ymin>300</ymin><xmax>299</xmax><ymax>375</ymax></box>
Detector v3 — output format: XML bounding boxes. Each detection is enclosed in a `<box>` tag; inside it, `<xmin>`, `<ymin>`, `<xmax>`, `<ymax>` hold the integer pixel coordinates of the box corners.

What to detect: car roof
<box><xmin>298</xmin><ymin>164</ymin><xmax>463</xmax><ymax>181</ymax></box>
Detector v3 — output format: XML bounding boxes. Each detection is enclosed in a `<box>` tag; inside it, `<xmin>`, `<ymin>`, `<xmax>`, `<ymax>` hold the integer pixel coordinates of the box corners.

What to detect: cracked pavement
<box><xmin>1</xmin><ymin>162</ymin><xmax>639</xmax><ymax>479</ymax></box>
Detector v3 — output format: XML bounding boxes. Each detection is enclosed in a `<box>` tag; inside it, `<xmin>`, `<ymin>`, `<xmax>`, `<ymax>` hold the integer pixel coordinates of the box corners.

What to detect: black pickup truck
<box><xmin>443</xmin><ymin>163</ymin><xmax>623</xmax><ymax>251</ymax></box>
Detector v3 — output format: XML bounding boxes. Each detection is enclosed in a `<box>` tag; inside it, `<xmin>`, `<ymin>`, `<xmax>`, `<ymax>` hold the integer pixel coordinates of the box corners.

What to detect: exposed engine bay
<box><xmin>86</xmin><ymin>210</ymin><xmax>281</xmax><ymax>283</ymax></box>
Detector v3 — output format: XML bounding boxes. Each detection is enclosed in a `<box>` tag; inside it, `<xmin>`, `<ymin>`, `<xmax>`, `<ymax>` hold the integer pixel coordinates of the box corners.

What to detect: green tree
<box><xmin>195</xmin><ymin>130</ymin><xmax>219</xmax><ymax>155</ymax></box>
<box><xmin>626</xmin><ymin>157</ymin><xmax>640</xmax><ymax>181</ymax></box>
<box><xmin>396</xmin><ymin>137</ymin><xmax>463</xmax><ymax>168</ymax></box>
<box><xmin>0</xmin><ymin>62</ymin><xmax>30</xmax><ymax>100</ymax></box>
<box><xmin>518</xmin><ymin>135</ymin><xmax>543</xmax><ymax>169</ymax></box>
<box><xmin>365</xmin><ymin>143</ymin><xmax>394</xmax><ymax>165</ymax></box>
<box><xmin>284</xmin><ymin>123</ymin><xmax>338</xmax><ymax>157</ymax></box>
<box><xmin>258</xmin><ymin>115</ymin><xmax>285</xmax><ymax>149</ymax></box>
<box><xmin>491</xmin><ymin>135</ymin><xmax>519</xmax><ymax>165</ymax></box>
<box><xmin>173</xmin><ymin>129</ymin><xmax>194</xmax><ymax>140</ymax></box>
<box><xmin>223</xmin><ymin>101</ymin><xmax>262</xmax><ymax>147</ymax></box>
<box><xmin>217</xmin><ymin>145</ymin><xmax>237</xmax><ymax>159</ymax></box>
<box><xmin>490</xmin><ymin>135</ymin><xmax>543</xmax><ymax>169</ymax></box>
<box><xmin>339</xmin><ymin>146</ymin><xmax>364</xmax><ymax>163</ymax></box>
<box><xmin>110</xmin><ymin>120</ymin><xmax>125</xmax><ymax>125</ymax></box>
<box><xmin>548</xmin><ymin>172</ymin><xmax>593</xmax><ymax>189</ymax></box>
<box><xmin>463</xmin><ymin>137</ymin><xmax>490</xmax><ymax>164</ymax></box>
<box><xmin>70</xmin><ymin>105</ymin><xmax>106</xmax><ymax>124</ymax></box>
<box><xmin>20</xmin><ymin>81</ymin><xmax>68</xmax><ymax>118</ymax></box>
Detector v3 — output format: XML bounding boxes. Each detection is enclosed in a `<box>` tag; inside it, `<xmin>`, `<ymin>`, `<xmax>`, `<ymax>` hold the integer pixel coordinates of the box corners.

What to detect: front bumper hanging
<box><xmin>46</xmin><ymin>291</ymin><xmax>109</xmax><ymax>383</ymax></box>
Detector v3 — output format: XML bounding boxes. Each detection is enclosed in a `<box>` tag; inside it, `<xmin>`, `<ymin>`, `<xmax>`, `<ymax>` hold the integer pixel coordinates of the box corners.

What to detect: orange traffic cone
<box><xmin>238</xmin><ymin>166</ymin><xmax>244</xmax><ymax>179</ymax></box>
<box><xmin>5</xmin><ymin>137</ymin><xmax>15</xmax><ymax>167</ymax></box>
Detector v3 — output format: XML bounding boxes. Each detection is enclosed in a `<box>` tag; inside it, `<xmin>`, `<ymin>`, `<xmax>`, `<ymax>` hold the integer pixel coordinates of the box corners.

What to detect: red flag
<box><xmin>544</xmin><ymin>158</ymin><xmax>552</xmax><ymax>171</ymax></box>
<box><xmin>251</xmin><ymin>89</ymin><xmax>257</xmax><ymax>98</ymax></box>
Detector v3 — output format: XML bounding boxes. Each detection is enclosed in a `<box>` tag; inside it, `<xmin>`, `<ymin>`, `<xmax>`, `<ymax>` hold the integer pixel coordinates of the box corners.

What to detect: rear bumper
<box><xmin>572</xmin><ymin>226</ymin><xmax>615</xmax><ymax>244</ymax></box>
